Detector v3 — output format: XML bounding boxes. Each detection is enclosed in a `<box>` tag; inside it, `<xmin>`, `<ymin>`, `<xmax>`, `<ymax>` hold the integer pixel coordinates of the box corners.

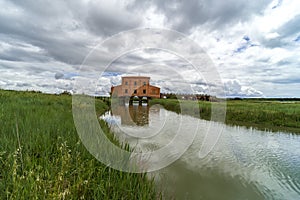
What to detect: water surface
<box><xmin>101</xmin><ymin>104</ymin><xmax>300</xmax><ymax>200</ymax></box>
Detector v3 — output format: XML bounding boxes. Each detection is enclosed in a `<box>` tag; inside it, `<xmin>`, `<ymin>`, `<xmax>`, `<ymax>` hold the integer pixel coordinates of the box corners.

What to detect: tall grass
<box><xmin>0</xmin><ymin>90</ymin><xmax>157</xmax><ymax>199</ymax></box>
<box><xmin>225</xmin><ymin>100</ymin><xmax>300</xmax><ymax>133</ymax></box>
<box><xmin>150</xmin><ymin>98</ymin><xmax>300</xmax><ymax>134</ymax></box>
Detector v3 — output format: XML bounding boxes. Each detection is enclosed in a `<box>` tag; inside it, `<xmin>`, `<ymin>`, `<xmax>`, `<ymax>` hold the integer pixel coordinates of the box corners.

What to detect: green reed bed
<box><xmin>150</xmin><ymin>98</ymin><xmax>300</xmax><ymax>134</ymax></box>
<box><xmin>225</xmin><ymin>100</ymin><xmax>300</xmax><ymax>133</ymax></box>
<box><xmin>0</xmin><ymin>90</ymin><xmax>156</xmax><ymax>199</ymax></box>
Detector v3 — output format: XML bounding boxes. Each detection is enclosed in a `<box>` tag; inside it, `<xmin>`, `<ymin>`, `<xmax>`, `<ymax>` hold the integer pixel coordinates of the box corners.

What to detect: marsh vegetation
<box><xmin>150</xmin><ymin>98</ymin><xmax>300</xmax><ymax>134</ymax></box>
<box><xmin>0</xmin><ymin>90</ymin><xmax>156</xmax><ymax>199</ymax></box>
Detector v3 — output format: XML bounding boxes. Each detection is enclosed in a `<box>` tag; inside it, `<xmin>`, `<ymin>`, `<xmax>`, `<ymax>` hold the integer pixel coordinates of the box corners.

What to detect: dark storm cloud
<box><xmin>130</xmin><ymin>0</ymin><xmax>272</xmax><ymax>32</ymax></box>
<box><xmin>0</xmin><ymin>0</ymin><xmax>298</xmax><ymax>97</ymax></box>
<box><xmin>0</xmin><ymin>0</ymin><xmax>142</xmax><ymax>66</ymax></box>
<box><xmin>265</xmin><ymin>77</ymin><xmax>300</xmax><ymax>84</ymax></box>
<box><xmin>0</xmin><ymin>43</ymin><xmax>50</xmax><ymax>62</ymax></box>
<box><xmin>0</xmin><ymin>4</ymin><xmax>87</xmax><ymax>64</ymax></box>
<box><xmin>54</xmin><ymin>72</ymin><xmax>64</xmax><ymax>80</ymax></box>
<box><xmin>112</xmin><ymin>54</ymin><xmax>153</xmax><ymax>67</ymax></box>
<box><xmin>85</xmin><ymin>1</ymin><xmax>141</xmax><ymax>36</ymax></box>
<box><xmin>16</xmin><ymin>82</ymin><xmax>31</xmax><ymax>87</ymax></box>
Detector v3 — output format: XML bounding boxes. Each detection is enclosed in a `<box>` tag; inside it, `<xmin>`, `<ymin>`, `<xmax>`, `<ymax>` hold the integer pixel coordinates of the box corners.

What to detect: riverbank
<box><xmin>0</xmin><ymin>90</ymin><xmax>156</xmax><ymax>199</ymax></box>
<box><xmin>150</xmin><ymin>99</ymin><xmax>300</xmax><ymax>134</ymax></box>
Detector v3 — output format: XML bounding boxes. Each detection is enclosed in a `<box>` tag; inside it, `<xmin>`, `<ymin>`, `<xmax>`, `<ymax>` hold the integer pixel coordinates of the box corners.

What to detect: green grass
<box><xmin>150</xmin><ymin>98</ymin><xmax>300</xmax><ymax>134</ymax></box>
<box><xmin>0</xmin><ymin>90</ymin><xmax>157</xmax><ymax>199</ymax></box>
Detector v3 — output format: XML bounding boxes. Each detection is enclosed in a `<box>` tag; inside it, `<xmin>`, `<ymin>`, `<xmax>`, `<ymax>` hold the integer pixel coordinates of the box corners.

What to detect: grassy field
<box><xmin>0</xmin><ymin>90</ymin><xmax>157</xmax><ymax>199</ymax></box>
<box><xmin>150</xmin><ymin>99</ymin><xmax>300</xmax><ymax>134</ymax></box>
<box><xmin>1</xmin><ymin>90</ymin><xmax>299</xmax><ymax>199</ymax></box>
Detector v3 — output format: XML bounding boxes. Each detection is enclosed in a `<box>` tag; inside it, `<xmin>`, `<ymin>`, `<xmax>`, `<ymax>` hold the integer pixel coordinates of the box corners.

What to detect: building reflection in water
<box><xmin>104</xmin><ymin>104</ymin><xmax>166</xmax><ymax>140</ymax></box>
<box><xmin>111</xmin><ymin>104</ymin><xmax>151</xmax><ymax>126</ymax></box>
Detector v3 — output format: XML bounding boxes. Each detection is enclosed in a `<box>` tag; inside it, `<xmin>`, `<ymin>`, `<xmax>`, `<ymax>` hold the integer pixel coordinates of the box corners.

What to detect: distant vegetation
<box><xmin>150</xmin><ymin>98</ymin><xmax>300</xmax><ymax>134</ymax></box>
<box><xmin>160</xmin><ymin>93</ymin><xmax>215</xmax><ymax>101</ymax></box>
<box><xmin>0</xmin><ymin>90</ymin><xmax>156</xmax><ymax>199</ymax></box>
<box><xmin>1</xmin><ymin>88</ymin><xmax>299</xmax><ymax>198</ymax></box>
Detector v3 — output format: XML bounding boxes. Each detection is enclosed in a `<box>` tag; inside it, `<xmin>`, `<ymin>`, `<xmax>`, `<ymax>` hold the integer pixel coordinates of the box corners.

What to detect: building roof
<box><xmin>149</xmin><ymin>85</ymin><xmax>160</xmax><ymax>89</ymax></box>
<box><xmin>122</xmin><ymin>76</ymin><xmax>150</xmax><ymax>79</ymax></box>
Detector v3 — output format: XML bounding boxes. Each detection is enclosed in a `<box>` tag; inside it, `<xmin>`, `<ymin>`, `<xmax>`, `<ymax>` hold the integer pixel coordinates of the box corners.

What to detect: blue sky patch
<box><xmin>243</xmin><ymin>35</ymin><xmax>250</xmax><ymax>42</ymax></box>
<box><xmin>294</xmin><ymin>35</ymin><xmax>300</xmax><ymax>42</ymax></box>
<box><xmin>235</xmin><ymin>45</ymin><xmax>248</xmax><ymax>53</ymax></box>
<box><xmin>102</xmin><ymin>72</ymin><xmax>122</xmax><ymax>77</ymax></box>
<box><xmin>64</xmin><ymin>72</ymin><xmax>79</xmax><ymax>79</ymax></box>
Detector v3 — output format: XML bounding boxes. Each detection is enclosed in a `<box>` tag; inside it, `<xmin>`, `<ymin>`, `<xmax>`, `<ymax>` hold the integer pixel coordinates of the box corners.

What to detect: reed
<box><xmin>0</xmin><ymin>90</ymin><xmax>156</xmax><ymax>199</ymax></box>
<box><xmin>150</xmin><ymin>98</ymin><xmax>300</xmax><ymax>134</ymax></box>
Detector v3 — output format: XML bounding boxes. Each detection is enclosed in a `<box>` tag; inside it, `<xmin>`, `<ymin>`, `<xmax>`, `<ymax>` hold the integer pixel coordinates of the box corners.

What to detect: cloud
<box><xmin>265</xmin><ymin>77</ymin><xmax>300</xmax><ymax>84</ymax></box>
<box><xmin>0</xmin><ymin>0</ymin><xmax>299</xmax><ymax>97</ymax></box>
<box><xmin>54</xmin><ymin>72</ymin><xmax>64</xmax><ymax>80</ymax></box>
<box><xmin>84</xmin><ymin>0</ymin><xmax>142</xmax><ymax>36</ymax></box>
<box><xmin>0</xmin><ymin>0</ymin><xmax>142</xmax><ymax>65</ymax></box>
<box><xmin>130</xmin><ymin>0</ymin><xmax>272</xmax><ymax>33</ymax></box>
<box><xmin>224</xmin><ymin>79</ymin><xmax>263</xmax><ymax>97</ymax></box>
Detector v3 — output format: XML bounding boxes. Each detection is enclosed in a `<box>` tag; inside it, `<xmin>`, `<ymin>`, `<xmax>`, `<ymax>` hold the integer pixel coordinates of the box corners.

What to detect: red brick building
<box><xmin>111</xmin><ymin>76</ymin><xmax>160</xmax><ymax>99</ymax></box>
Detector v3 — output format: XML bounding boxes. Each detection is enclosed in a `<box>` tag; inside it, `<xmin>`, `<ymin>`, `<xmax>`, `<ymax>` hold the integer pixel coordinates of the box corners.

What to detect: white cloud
<box><xmin>0</xmin><ymin>0</ymin><xmax>299</xmax><ymax>97</ymax></box>
<box><xmin>224</xmin><ymin>79</ymin><xmax>263</xmax><ymax>97</ymax></box>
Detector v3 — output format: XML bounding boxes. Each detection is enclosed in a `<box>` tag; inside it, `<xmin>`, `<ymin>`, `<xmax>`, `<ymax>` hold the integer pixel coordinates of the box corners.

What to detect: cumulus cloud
<box><xmin>0</xmin><ymin>0</ymin><xmax>299</xmax><ymax>97</ymax></box>
<box><xmin>224</xmin><ymin>79</ymin><xmax>263</xmax><ymax>97</ymax></box>
<box><xmin>84</xmin><ymin>0</ymin><xmax>141</xmax><ymax>36</ymax></box>
<box><xmin>54</xmin><ymin>72</ymin><xmax>64</xmax><ymax>80</ymax></box>
<box><xmin>130</xmin><ymin>0</ymin><xmax>272</xmax><ymax>33</ymax></box>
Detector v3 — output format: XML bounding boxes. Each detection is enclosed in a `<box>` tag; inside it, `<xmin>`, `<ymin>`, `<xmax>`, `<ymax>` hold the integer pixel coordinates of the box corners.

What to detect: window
<box><xmin>143</xmin><ymin>89</ymin><xmax>146</xmax><ymax>94</ymax></box>
<box><xmin>125</xmin><ymin>89</ymin><xmax>128</xmax><ymax>94</ymax></box>
<box><xmin>125</xmin><ymin>81</ymin><xmax>128</xmax><ymax>85</ymax></box>
<box><xmin>134</xmin><ymin>81</ymin><xmax>137</xmax><ymax>86</ymax></box>
<box><xmin>134</xmin><ymin>89</ymin><xmax>137</xmax><ymax>94</ymax></box>
<box><xmin>143</xmin><ymin>82</ymin><xmax>146</xmax><ymax>86</ymax></box>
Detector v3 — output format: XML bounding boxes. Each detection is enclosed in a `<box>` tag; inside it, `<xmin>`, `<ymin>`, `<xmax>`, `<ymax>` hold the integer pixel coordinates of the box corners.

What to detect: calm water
<box><xmin>101</xmin><ymin>104</ymin><xmax>300</xmax><ymax>200</ymax></box>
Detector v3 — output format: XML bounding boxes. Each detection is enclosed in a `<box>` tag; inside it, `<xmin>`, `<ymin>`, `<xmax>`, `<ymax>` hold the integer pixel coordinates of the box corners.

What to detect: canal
<box><xmin>101</xmin><ymin>104</ymin><xmax>300</xmax><ymax>200</ymax></box>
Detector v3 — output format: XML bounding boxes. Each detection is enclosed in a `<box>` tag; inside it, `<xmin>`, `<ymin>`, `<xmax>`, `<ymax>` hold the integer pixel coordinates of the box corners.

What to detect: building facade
<box><xmin>111</xmin><ymin>76</ymin><xmax>160</xmax><ymax>99</ymax></box>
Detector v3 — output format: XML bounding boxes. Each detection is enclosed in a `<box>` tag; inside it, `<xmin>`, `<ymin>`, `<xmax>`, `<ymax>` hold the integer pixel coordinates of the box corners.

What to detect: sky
<box><xmin>0</xmin><ymin>0</ymin><xmax>299</xmax><ymax>97</ymax></box>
